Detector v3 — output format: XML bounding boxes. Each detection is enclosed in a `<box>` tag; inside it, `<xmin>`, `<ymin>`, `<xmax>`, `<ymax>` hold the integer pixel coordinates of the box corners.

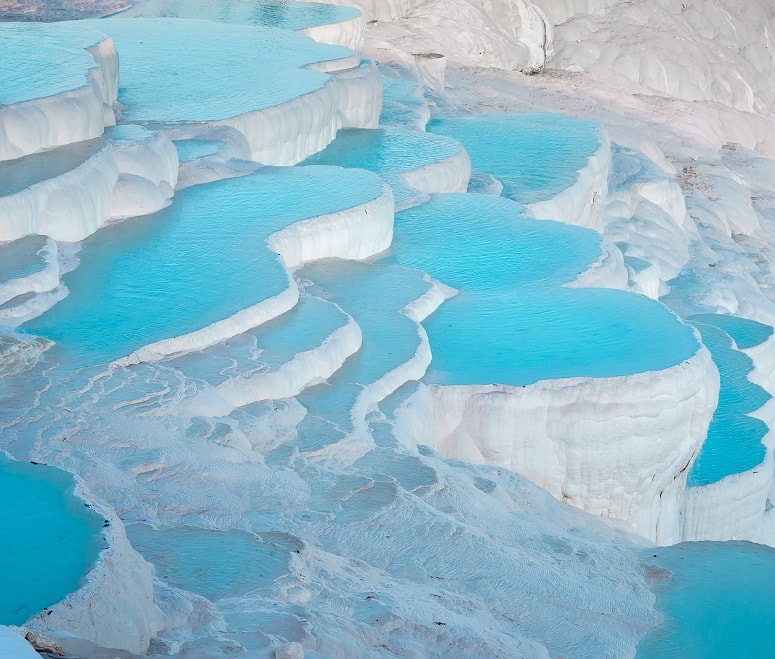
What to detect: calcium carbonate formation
<box><xmin>2</xmin><ymin>0</ymin><xmax>775</xmax><ymax>656</ymax></box>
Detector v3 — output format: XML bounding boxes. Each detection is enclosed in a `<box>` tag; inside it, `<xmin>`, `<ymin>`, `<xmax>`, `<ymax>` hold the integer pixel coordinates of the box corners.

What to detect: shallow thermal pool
<box><xmin>0</xmin><ymin>236</ymin><xmax>50</xmax><ymax>284</ymax></box>
<box><xmin>638</xmin><ymin>541</ymin><xmax>775</xmax><ymax>657</ymax></box>
<box><xmin>427</xmin><ymin>113</ymin><xmax>600</xmax><ymax>205</ymax></box>
<box><xmin>114</xmin><ymin>0</ymin><xmax>360</xmax><ymax>31</ymax></box>
<box><xmin>303</xmin><ymin>127</ymin><xmax>464</xmax><ymax>204</ymax></box>
<box><xmin>0</xmin><ymin>139</ymin><xmax>104</xmax><ymax>197</ymax></box>
<box><xmin>303</xmin><ymin>128</ymin><xmax>462</xmax><ymax>178</ymax></box>
<box><xmin>0</xmin><ymin>456</ymin><xmax>105</xmax><ymax>625</ymax></box>
<box><xmin>0</xmin><ymin>22</ymin><xmax>109</xmax><ymax>106</ymax></box>
<box><xmin>21</xmin><ymin>166</ymin><xmax>384</xmax><ymax>366</ymax></box>
<box><xmin>685</xmin><ymin>320</ymin><xmax>770</xmax><ymax>487</ymax></box>
<box><xmin>73</xmin><ymin>17</ymin><xmax>353</xmax><ymax>121</ymax></box>
<box><xmin>386</xmin><ymin>193</ymin><xmax>699</xmax><ymax>385</ymax></box>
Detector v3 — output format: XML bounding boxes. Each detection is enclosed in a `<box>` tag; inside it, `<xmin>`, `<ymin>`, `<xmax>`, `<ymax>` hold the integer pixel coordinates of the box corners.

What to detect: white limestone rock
<box><xmin>318</xmin><ymin>0</ymin><xmax>553</xmax><ymax>73</ymax></box>
<box><xmin>0</xmin><ymin>127</ymin><xmax>178</xmax><ymax>243</ymax></box>
<box><xmin>395</xmin><ymin>345</ymin><xmax>719</xmax><ymax>545</ymax></box>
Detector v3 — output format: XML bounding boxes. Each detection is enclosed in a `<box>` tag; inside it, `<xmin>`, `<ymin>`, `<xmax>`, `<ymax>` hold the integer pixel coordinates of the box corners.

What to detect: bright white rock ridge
<box><xmin>1</xmin><ymin>0</ymin><xmax>775</xmax><ymax>657</ymax></box>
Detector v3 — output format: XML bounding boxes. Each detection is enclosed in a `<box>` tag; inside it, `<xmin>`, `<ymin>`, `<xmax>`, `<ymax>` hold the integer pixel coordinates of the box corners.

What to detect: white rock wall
<box><xmin>219</xmin><ymin>60</ymin><xmax>381</xmax><ymax>166</ymax></box>
<box><xmin>0</xmin><ymin>128</ymin><xmax>177</xmax><ymax>243</ymax></box>
<box><xmin>300</xmin><ymin>13</ymin><xmax>366</xmax><ymax>51</ymax></box>
<box><xmin>396</xmin><ymin>345</ymin><xmax>719</xmax><ymax>545</ymax></box>
<box><xmin>401</xmin><ymin>148</ymin><xmax>472</xmax><ymax>197</ymax></box>
<box><xmin>544</xmin><ymin>0</ymin><xmax>775</xmax><ymax>113</ymax></box>
<box><xmin>317</xmin><ymin>0</ymin><xmax>553</xmax><ymax>73</ymax></box>
<box><xmin>528</xmin><ymin>128</ymin><xmax>611</xmax><ymax>228</ymax></box>
<box><xmin>0</xmin><ymin>35</ymin><xmax>118</xmax><ymax>162</ymax></box>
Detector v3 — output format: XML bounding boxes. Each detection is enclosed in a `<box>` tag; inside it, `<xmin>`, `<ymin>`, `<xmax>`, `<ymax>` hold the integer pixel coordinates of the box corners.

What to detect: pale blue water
<box><xmin>624</xmin><ymin>255</ymin><xmax>652</xmax><ymax>274</ymax></box>
<box><xmin>686</xmin><ymin>322</ymin><xmax>769</xmax><ymax>487</ymax></box>
<box><xmin>690</xmin><ymin>313</ymin><xmax>773</xmax><ymax>350</ymax></box>
<box><xmin>0</xmin><ymin>22</ymin><xmax>108</xmax><ymax>104</ymax></box>
<box><xmin>73</xmin><ymin>17</ymin><xmax>353</xmax><ymax>121</ymax></box>
<box><xmin>638</xmin><ymin>541</ymin><xmax>775</xmax><ymax>658</ymax></box>
<box><xmin>304</xmin><ymin>128</ymin><xmax>462</xmax><ymax>177</ymax></box>
<box><xmin>126</xmin><ymin>524</ymin><xmax>294</xmax><ymax>601</ymax></box>
<box><xmin>303</xmin><ymin>128</ymin><xmax>463</xmax><ymax>204</ymax></box>
<box><xmin>425</xmin><ymin>289</ymin><xmax>699</xmax><ymax>385</ymax></box>
<box><xmin>0</xmin><ymin>236</ymin><xmax>49</xmax><ymax>282</ymax></box>
<box><xmin>385</xmin><ymin>194</ymin><xmax>698</xmax><ymax>385</ymax></box>
<box><xmin>168</xmin><ymin>295</ymin><xmax>351</xmax><ymax>387</ymax></box>
<box><xmin>427</xmin><ymin>113</ymin><xmax>600</xmax><ymax>205</ymax></box>
<box><xmin>0</xmin><ymin>456</ymin><xmax>105</xmax><ymax>625</ymax></box>
<box><xmin>114</xmin><ymin>0</ymin><xmax>360</xmax><ymax>30</ymax></box>
<box><xmin>379</xmin><ymin>77</ymin><xmax>428</xmax><ymax>129</ymax></box>
<box><xmin>21</xmin><ymin>166</ymin><xmax>384</xmax><ymax>366</ymax></box>
<box><xmin>0</xmin><ymin>138</ymin><xmax>103</xmax><ymax>197</ymax></box>
<box><xmin>173</xmin><ymin>139</ymin><xmax>221</xmax><ymax>162</ymax></box>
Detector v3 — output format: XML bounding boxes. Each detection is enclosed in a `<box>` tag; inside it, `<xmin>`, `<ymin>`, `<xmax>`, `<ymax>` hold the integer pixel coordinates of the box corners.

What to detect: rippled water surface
<box><xmin>638</xmin><ymin>541</ymin><xmax>775</xmax><ymax>658</ymax></box>
<box><xmin>686</xmin><ymin>321</ymin><xmax>769</xmax><ymax>486</ymax></box>
<box><xmin>387</xmin><ymin>194</ymin><xmax>699</xmax><ymax>385</ymax></box>
<box><xmin>21</xmin><ymin>167</ymin><xmax>383</xmax><ymax>366</ymax></box>
<box><xmin>114</xmin><ymin>0</ymin><xmax>360</xmax><ymax>30</ymax></box>
<box><xmin>428</xmin><ymin>113</ymin><xmax>600</xmax><ymax>205</ymax></box>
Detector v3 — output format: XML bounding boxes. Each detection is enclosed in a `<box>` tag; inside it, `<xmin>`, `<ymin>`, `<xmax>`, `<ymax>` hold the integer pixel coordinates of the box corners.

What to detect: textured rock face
<box><xmin>319</xmin><ymin>0</ymin><xmax>553</xmax><ymax>72</ymax></box>
<box><xmin>0</xmin><ymin>128</ymin><xmax>178</xmax><ymax>243</ymax></box>
<box><xmin>545</xmin><ymin>0</ymin><xmax>775</xmax><ymax>113</ymax></box>
<box><xmin>396</xmin><ymin>345</ymin><xmax>719</xmax><ymax>546</ymax></box>
<box><xmin>321</xmin><ymin>0</ymin><xmax>775</xmax><ymax>114</ymax></box>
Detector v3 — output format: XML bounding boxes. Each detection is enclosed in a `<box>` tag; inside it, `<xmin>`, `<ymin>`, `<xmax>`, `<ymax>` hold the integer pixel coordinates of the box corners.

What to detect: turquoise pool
<box><xmin>386</xmin><ymin>194</ymin><xmax>698</xmax><ymax>386</ymax></box>
<box><xmin>303</xmin><ymin>127</ymin><xmax>464</xmax><ymax>204</ymax></box>
<box><xmin>0</xmin><ymin>22</ymin><xmax>107</xmax><ymax>105</ymax></box>
<box><xmin>0</xmin><ymin>456</ymin><xmax>105</xmax><ymax>625</ymax></box>
<box><xmin>22</xmin><ymin>166</ymin><xmax>384</xmax><ymax>366</ymax></box>
<box><xmin>686</xmin><ymin>321</ymin><xmax>770</xmax><ymax>487</ymax></box>
<box><xmin>74</xmin><ymin>17</ymin><xmax>354</xmax><ymax>121</ymax></box>
<box><xmin>428</xmin><ymin>113</ymin><xmax>600</xmax><ymax>205</ymax></box>
<box><xmin>638</xmin><ymin>541</ymin><xmax>775</xmax><ymax>658</ymax></box>
<box><xmin>114</xmin><ymin>0</ymin><xmax>360</xmax><ymax>31</ymax></box>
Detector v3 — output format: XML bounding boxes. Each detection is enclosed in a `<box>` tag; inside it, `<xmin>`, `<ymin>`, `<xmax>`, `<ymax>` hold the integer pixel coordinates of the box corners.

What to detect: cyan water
<box><xmin>71</xmin><ymin>17</ymin><xmax>353</xmax><ymax>121</ymax></box>
<box><xmin>0</xmin><ymin>22</ymin><xmax>108</xmax><ymax>105</ymax></box>
<box><xmin>379</xmin><ymin>77</ymin><xmax>428</xmax><ymax>129</ymax></box>
<box><xmin>686</xmin><ymin>321</ymin><xmax>770</xmax><ymax>486</ymax></box>
<box><xmin>115</xmin><ymin>0</ymin><xmax>360</xmax><ymax>31</ymax></box>
<box><xmin>0</xmin><ymin>456</ymin><xmax>105</xmax><ymax>625</ymax></box>
<box><xmin>21</xmin><ymin>166</ymin><xmax>384</xmax><ymax>366</ymax></box>
<box><xmin>638</xmin><ymin>541</ymin><xmax>775</xmax><ymax>658</ymax></box>
<box><xmin>690</xmin><ymin>313</ymin><xmax>773</xmax><ymax>350</ymax></box>
<box><xmin>173</xmin><ymin>139</ymin><xmax>221</xmax><ymax>163</ymax></box>
<box><xmin>427</xmin><ymin>113</ymin><xmax>600</xmax><ymax>205</ymax></box>
<box><xmin>303</xmin><ymin>127</ymin><xmax>462</xmax><ymax>204</ymax></box>
<box><xmin>0</xmin><ymin>236</ymin><xmax>50</xmax><ymax>282</ymax></box>
<box><xmin>127</xmin><ymin>524</ymin><xmax>293</xmax><ymax>601</ymax></box>
<box><xmin>385</xmin><ymin>194</ymin><xmax>698</xmax><ymax>385</ymax></box>
<box><xmin>304</xmin><ymin>128</ymin><xmax>461</xmax><ymax>178</ymax></box>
